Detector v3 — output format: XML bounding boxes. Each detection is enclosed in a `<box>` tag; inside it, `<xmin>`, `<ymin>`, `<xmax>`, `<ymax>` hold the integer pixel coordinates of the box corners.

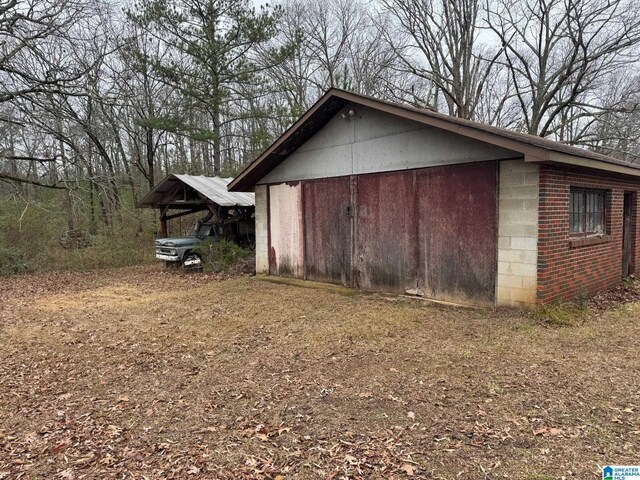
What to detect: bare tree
<box><xmin>266</xmin><ymin>0</ymin><xmax>412</xmax><ymax>127</ymax></box>
<box><xmin>379</xmin><ymin>0</ymin><xmax>503</xmax><ymax>118</ymax></box>
<box><xmin>0</xmin><ymin>0</ymin><xmax>91</xmax><ymax>104</ymax></box>
<box><xmin>0</xmin><ymin>0</ymin><xmax>96</xmax><ymax>188</ymax></box>
<box><xmin>575</xmin><ymin>74</ymin><xmax>640</xmax><ymax>161</ymax></box>
<box><xmin>486</xmin><ymin>0</ymin><xmax>640</xmax><ymax>138</ymax></box>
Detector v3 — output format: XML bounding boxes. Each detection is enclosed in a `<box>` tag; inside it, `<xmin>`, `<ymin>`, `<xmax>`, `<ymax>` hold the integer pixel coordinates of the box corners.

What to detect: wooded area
<box><xmin>1</xmin><ymin>0</ymin><xmax>640</xmax><ymax>273</ymax></box>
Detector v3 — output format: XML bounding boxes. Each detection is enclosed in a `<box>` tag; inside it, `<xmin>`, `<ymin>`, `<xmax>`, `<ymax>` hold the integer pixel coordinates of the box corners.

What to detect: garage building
<box><xmin>228</xmin><ymin>89</ymin><xmax>640</xmax><ymax>308</ymax></box>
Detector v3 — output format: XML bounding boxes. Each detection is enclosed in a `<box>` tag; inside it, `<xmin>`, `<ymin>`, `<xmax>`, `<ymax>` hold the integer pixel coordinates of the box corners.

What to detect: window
<box><xmin>570</xmin><ymin>188</ymin><xmax>606</xmax><ymax>235</ymax></box>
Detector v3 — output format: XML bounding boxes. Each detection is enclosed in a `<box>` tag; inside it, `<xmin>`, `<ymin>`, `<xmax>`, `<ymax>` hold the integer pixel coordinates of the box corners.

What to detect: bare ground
<box><xmin>0</xmin><ymin>265</ymin><xmax>639</xmax><ymax>479</ymax></box>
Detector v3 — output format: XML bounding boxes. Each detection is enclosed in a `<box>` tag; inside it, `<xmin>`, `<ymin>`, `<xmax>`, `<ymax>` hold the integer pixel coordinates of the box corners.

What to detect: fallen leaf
<box><xmin>401</xmin><ymin>463</ymin><xmax>416</xmax><ymax>476</ymax></box>
<box><xmin>533</xmin><ymin>426</ymin><xmax>563</xmax><ymax>437</ymax></box>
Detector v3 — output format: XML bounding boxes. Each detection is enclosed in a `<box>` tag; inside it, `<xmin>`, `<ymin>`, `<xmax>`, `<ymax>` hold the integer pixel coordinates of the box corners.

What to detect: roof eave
<box><xmin>541</xmin><ymin>152</ymin><xmax>640</xmax><ymax>177</ymax></box>
<box><xmin>136</xmin><ymin>173</ymin><xmax>178</xmax><ymax>208</ymax></box>
<box><xmin>228</xmin><ymin>89</ymin><xmax>550</xmax><ymax>191</ymax></box>
<box><xmin>228</xmin><ymin>89</ymin><xmax>346</xmax><ymax>192</ymax></box>
<box><xmin>228</xmin><ymin>88</ymin><xmax>640</xmax><ymax>191</ymax></box>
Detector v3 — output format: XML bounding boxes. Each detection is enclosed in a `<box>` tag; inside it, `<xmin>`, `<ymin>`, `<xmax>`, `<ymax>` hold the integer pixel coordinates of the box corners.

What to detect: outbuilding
<box><xmin>138</xmin><ymin>174</ymin><xmax>255</xmax><ymax>239</ymax></box>
<box><xmin>229</xmin><ymin>89</ymin><xmax>640</xmax><ymax>308</ymax></box>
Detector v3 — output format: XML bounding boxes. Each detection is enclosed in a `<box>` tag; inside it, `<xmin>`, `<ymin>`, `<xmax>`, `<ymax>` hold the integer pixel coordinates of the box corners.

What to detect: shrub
<box><xmin>193</xmin><ymin>240</ymin><xmax>251</xmax><ymax>273</ymax></box>
<box><xmin>0</xmin><ymin>244</ymin><xmax>28</xmax><ymax>275</ymax></box>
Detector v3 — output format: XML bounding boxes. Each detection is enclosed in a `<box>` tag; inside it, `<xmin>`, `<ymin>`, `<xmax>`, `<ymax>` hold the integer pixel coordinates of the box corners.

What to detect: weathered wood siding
<box><xmin>417</xmin><ymin>163</ymin><xmax>498</xmax><ymax>304</ymax></box>
<box><xmin>303</xmin><ymin>178</ymin><xmax>352</xmax><ymax>285</ymax></box>
<box><xmin>354</xmin><ymin>171</ymin><xmax>419</xmax><ymax>292</ymax></box>
<box><xmin>265</xmin><ymin>162</ymin><xmax>498</xmax><ymax>304</ymax></box>
<box><xmin>268</xmin><ymin>183</ymin><xmax>304</xmax><ymax>277</ymax></box>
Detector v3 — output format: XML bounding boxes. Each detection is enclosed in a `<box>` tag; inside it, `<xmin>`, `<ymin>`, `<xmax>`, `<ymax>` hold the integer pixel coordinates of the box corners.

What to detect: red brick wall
<box><xmin>537</xmin><ymin>165</ymin><xmax>640</xmax><ymax>303</ymax></box>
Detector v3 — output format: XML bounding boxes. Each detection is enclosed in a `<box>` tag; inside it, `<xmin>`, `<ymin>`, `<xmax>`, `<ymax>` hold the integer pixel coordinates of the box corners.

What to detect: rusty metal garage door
<box><xmin>354</xmin><ymin>171</ymin><xmax>419</xmax><ymax>292</ymax></box>
<box><xmin>417</xmin><ymin>162</ymin><xmax>497</xmax><ymax>304</ymax></box>
<box><xmin>270</xmin><ymin>162</ymin><xmax>497</xmax><ymax>303</ymax></box>
<box><xmin>303</xmin><ymin>177</ymin><xmax>352</xmax><ymax>285</ymax></box>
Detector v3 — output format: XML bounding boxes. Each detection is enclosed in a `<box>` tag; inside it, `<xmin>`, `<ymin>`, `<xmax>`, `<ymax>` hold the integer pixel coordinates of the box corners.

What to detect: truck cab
<box><xmin>154</xmin><ymin>222</ymin><xmax>222</xmax><ymax>267</ymax></box>
<box><xmin>155</xmin><ymin>209</ymin><xmax>255</xmax><ymax>268</ymax></box>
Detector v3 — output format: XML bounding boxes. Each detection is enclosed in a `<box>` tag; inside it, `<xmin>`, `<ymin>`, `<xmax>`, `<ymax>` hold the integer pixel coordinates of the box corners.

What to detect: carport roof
<box><xmin>138</xmin><ymin>174</ymin><xmax>255</xmax><ymax>208</ymax></box>
<box><xmin>228</xmin><ymin>88</ymin><xmax>640</xmax><ymax>192</ymax></box>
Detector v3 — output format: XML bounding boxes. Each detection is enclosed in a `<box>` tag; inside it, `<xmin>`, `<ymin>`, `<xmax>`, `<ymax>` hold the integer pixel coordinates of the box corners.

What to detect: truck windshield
<box><xmin>192</xmin><ymin>224</ymin><xmax>213</xmax><ymax>237</ymax></box>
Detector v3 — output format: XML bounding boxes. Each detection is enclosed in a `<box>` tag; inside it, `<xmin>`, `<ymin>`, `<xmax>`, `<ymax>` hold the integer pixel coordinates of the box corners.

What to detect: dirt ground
<box><xmin>0</xmin><ymin>265</ymin><xmax>638</xmax><ymax>479</ymax></box>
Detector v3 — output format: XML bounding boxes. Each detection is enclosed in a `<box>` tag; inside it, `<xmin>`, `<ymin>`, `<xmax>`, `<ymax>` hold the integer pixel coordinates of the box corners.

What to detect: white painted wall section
<box><xmin>258</xmin><ymin>103</ymin><xmax>519</xmax><ymax>184</ymax></box>
<box><xmin>268</xmin><ymin>183</ymin><xmax>304</xmax><ymax>277</ymax></box>
<box><xmin>254</xmin><ymin>184</ymin><xmax>268</xmax><ymax>274</ymax></box>
<box><xmin>497</xmin><ymin>159</ymin><xmax>539</xmax><ymax>308</ymax></box>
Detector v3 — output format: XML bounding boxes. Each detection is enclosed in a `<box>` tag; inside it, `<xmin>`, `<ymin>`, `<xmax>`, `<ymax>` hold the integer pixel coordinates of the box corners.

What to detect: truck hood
<box><xmin>155</xmin><ymin>236</ymin><xmax>202</xmax><ymax>247</ymax></box>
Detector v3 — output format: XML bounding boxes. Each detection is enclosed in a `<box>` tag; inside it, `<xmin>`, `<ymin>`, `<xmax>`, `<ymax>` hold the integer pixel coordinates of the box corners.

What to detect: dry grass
<box><xmin>0</xmin><ymin>266</ymin><xmax>639</xmax><ymax>479</ymax></box>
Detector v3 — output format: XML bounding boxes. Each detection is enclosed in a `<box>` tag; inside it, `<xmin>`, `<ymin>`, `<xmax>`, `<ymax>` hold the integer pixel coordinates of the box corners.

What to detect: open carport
<box><xmin>137</xmin><ymin>174</ymin><xmax>255</xmax><ymax>238</ymax></box>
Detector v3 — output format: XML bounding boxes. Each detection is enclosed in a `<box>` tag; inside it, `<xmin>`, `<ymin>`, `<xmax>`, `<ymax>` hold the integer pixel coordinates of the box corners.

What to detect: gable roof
<box><xmin>138</xmin><ymin>174</ymin><xmax>254</xmax><ymax>208</ymax></box>
<box><xmin>228</xmin><ymin>88</ymin><xmax>640</xmax><ymax>192</ymax></box>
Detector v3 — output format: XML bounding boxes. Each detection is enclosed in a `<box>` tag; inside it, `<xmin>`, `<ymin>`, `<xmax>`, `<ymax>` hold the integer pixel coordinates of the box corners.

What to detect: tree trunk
<box><xmin>146</xmin><ymin>127</ymin><xmax>155</xmax><ymax>190</ymax></box>
<box><xmin>213</xmin><ymin>110</ymin><xmax>221</xmax><ymax>176</ymax></box>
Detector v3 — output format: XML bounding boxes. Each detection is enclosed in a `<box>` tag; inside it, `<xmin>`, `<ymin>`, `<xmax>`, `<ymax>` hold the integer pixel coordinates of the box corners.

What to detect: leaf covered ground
<box><xmin>0</xmin><ymin>266</ymin><xmax>639</xmax><ymax>479</ymax></box>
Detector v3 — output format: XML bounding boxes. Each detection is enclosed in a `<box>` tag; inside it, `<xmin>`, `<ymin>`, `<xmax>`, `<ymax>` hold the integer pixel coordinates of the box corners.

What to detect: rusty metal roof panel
<box><xmin>138</xmin><ymin>174</ymin><xmax>254</xmax><ymax>208</ymax></box>
<box><xmin>174</xmin><ymin>175</ymin><xmax>255</xmax><ymax>206</ymax></box>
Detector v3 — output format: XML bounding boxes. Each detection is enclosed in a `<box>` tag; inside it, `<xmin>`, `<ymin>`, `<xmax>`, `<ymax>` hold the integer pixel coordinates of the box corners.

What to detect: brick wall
<box><xmin>537</xmin><ymin>165</ymin><xmax>640</xmax><ymax>302</ymax></box>
<box><xmin>497</xmin><ymin>160</ymin><xmax>539</xmax><ymax>308</ymax></box>
<box><xmin>254</xmin><ymin>185</ymin><xmax>268</xmax><ymax>274</ymax></box>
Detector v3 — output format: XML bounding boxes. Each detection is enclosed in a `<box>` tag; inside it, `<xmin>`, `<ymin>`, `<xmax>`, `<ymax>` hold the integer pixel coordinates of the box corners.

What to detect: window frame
<box><xmin>569</xmin><ymin>187</ymin><xmax>607</xmax><ymax>237</ymax></box>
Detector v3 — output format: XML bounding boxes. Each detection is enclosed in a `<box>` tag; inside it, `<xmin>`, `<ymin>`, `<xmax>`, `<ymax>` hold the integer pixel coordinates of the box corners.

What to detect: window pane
<box><xmin>586</xmin><ymin>191</ymin><xmax>605</xmax><ymax>233</ymax></box>
<box><xmin>570</xmin><ymin>190</ymin><xmax>584</xmax><ymax>232</ymax></box>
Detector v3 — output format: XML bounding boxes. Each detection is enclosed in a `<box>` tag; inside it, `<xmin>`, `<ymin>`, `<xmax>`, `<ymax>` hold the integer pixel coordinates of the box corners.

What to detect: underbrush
<box><xmin>0</xmin><ymin>243</ymin><xmax>28</xmax><ymax>275</ymax></box>
<box><xmin>0</xmin><ymin>232</ymin><xmax>156</xmax><ymax>276</ymax></box>
<box><xmin>41</xmin><ymin>233</ymin><xmax>155</xmax><ymax>272</ymax></box>
<box><xmin>193</xmin><ymin>240</ymin><xmax>252</xmax><ymax>273</ymax></box>
<box><xmin>0</xmin><ymin>194</ymin><xmax>157</xmax><ymax>276</ymax></box>
<box><xmin>193</xmin><ymin>240</ymin><xmax>253</xmax><ymax>273</ymax></box>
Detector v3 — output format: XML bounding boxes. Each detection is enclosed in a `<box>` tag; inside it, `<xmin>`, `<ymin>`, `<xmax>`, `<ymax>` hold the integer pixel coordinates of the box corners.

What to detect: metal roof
<box><xmin>138</xmin><ymin>174</ymin><xmax>254</xmax><ymax>208</ymax></box>
<box><xmin>229</xmin><ymin>88</ymin><xmax>640</xmax><ymax>192</ymax></box>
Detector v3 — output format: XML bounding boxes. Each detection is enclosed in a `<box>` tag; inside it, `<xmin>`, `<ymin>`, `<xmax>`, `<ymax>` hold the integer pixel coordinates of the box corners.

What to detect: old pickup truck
<box><xmin>155</xmin><ymin>211</ymin><xmax>254</xmax><ymax>268</ymax></box>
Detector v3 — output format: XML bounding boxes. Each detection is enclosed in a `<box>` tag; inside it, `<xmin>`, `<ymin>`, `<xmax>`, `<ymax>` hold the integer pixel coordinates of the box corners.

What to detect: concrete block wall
<box><xmin>254</xmin><ymin>184</ymin><xmax>268</xmax><ymax>274</ymax></box>
<box><xmin>497</xmin><ymin>159</ymin><xmax>540</xmax><ymax>308</ymax></box>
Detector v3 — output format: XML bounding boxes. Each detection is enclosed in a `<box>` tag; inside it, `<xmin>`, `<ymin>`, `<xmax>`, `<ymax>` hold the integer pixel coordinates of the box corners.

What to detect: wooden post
<box><xmin>160</xmin><ymin>205</ymin><xmax>169</xmax><ymax>238</ymax></box>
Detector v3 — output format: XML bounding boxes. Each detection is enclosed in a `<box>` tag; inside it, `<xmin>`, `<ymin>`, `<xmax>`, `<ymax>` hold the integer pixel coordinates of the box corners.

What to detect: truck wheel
<box><xmin>182</xmin><ymin>252</ymin><xmax>202</xmax><ymax>270</ymax></box>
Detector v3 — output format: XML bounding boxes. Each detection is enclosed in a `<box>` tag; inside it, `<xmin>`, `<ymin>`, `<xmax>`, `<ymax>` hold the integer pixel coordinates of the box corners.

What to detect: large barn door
<box><xmin>354</xmin><ymin>171</ymin><xmax>419</xmax><ymax>292</ymax></box>
<box><xmin>303</xmin><ymin>177</ymin><xmax>352</xmax><ymax>285</ymax></box>
<box><xmin>417</xmin><ymin>162</ymin><xmax>497</xmax><ymax>305</ymax></box>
